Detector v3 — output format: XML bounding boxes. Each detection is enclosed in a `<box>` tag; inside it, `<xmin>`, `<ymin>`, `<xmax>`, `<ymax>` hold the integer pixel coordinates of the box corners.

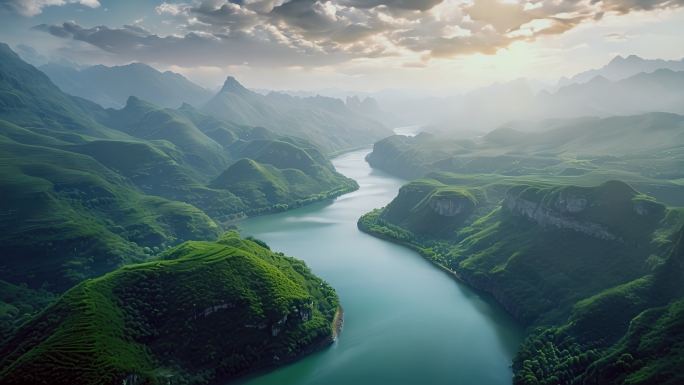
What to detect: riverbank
<box><xmin>357</xmin><ymin>210</ymin><xmax>525</xmax><ymax>323</ymax></box>
<box><xmin>327</xmin><ymin>146</ymin><xmax>372</xmax><ymax>159</ymax></box>
<box><xmin>234</xmin><ymin>149</ymin><xmax>524</xmax><ymax>385</ymax></box>
<box><xmin>226</xmin><ymin>307</ymin><xmax>345</xmax><ymax>385</ymax></box>
<box><xmin>221</xmin><ymin>184</ymin><xmax>359</xmax><ymax>225</ymax></box>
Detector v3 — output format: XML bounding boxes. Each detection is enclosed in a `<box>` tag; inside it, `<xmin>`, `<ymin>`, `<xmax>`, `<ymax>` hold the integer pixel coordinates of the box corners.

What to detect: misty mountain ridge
<box><xmin>244</xmin><ymin>54</ymin><xmax>684</xmax><ymax>129</ymax></box>
<box><xmin>201</xmin><ymin>76</ymin><xmax>391</xmax><ymax>153</ymax></box>
<box><xmin>39</xmin><ymin>61</ymin><xmax>215</xmax><ymax>109</ymax></box>
<box><xmin>564</xmin><ymin>54</ymin><xmax>684</xmax><ymax>85</ymax></box>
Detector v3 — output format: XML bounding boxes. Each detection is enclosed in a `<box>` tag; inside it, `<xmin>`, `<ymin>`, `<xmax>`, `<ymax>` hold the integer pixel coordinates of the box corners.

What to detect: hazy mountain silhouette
<box><xmin>201</xmin><ymin>76</ymin><xmax>391</xmax><ymax>153</ymax></box>
<box><xmin>567</xmin><ymin>55</ymin><xmax>684</xmax><ymax>84</ymax></box>
<box><xmin>39</xmin><ymin>62</ymin><xmax>214</xmax><ymax>109</ymax></box>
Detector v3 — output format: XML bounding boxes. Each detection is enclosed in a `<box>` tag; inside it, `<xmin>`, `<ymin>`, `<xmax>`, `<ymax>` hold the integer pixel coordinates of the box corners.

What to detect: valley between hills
<box><xmin>0</xmin><ymin>38</ymin><xmax>684</xmax><ymax>385</ymax></box>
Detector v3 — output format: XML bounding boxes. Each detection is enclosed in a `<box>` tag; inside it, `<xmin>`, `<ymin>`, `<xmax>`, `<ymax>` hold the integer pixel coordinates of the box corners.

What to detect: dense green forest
<box><xmin>360</xmin><ymin>127</ymin><xmax>684</xmax><ymax>383</ymax></box>
<box><xmin>0</xmin><ymin>41</ymin><xmax>351</xmax><ymax>361</ymax></box>
<box><xmin>0</xmin><ymin>232</ymin><xmax>342</xmax><ymax>384</ymax></box>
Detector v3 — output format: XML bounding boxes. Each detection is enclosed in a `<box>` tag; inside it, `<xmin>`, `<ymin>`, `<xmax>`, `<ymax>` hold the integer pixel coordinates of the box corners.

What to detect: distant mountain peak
<box><xmin>219</xmin><ymin>76</ymin><xmax>249</xmax><ymax>95</ymax></box>
<box><xmin>361</xmin><ymin>97</ymin><xmax>379</xmax><ymax>109</ymax></box>
<box><xmin>587</xmin><ymin>74</ymin><xmax>611</xmax><ymax>84</ymax></box>
<box><xmin>609</xmin><ymin>55</ymin><xmax>625</xmax><ymax>64</ymax></box>
<box><xmin>346</xmin><ymin>95</ymin><xmax>362</xmax><ymax>109</ymax></box>
<box><xmin>126</xmin><ymin>95</ymin><xmax>141</xmax><ymax>106</ymax></box>
<box><xmin>179</xmin><ymin>102</ymin><xmax>195</xmax><ymax>110</ymax></box>
<box><xmin>126</xmin><ymin>62</ymin><xmax>152</xmax><ymax>69</ymax></box>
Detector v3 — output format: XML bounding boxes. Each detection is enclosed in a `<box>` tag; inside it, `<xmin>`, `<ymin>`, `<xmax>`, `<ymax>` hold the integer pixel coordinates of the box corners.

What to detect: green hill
<box><xmin>62</xmin><ymin>139</ymin><xmax>248</xmax><ymax>219</ymax></box>
<box><xmin>359</xmin><ymin>175</ymin><xmax>684</xmax><ymax>384</ymax></box>
<box><xmin>0</xmin><ymin>232</ymin><xmax>342</xmax><ymax>384</ymax></box>
<box><xmin>1</xmin><ymin>42</ymin><xmax>356</xmax><ymax>222</ymax></box>
<box><xmin>210</xmin><ymin>155</ymin><xmax>357</xmax><ymax>218</ymax></box>
<box><xmin>0</xmin><ymin>43</ymin><xmax>125</xmax><ymax>142</ymax></box>
<box><xmin>104</xmin><ymin>96</ymin><xmax>231</xmax><ymax>182</ymax></box>
<box><xmin>0</xmin><ymin>124</ymin><xmax>221</xmax><ymax>339</ymax></box>
<box><xmin>0</xmin><ymin>42</ymin><xmax>352</xmax><ymax>346</ymax></box>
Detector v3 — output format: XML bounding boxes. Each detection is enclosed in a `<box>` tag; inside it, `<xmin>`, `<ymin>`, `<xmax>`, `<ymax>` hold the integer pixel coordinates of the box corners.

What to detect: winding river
<box><xmin>234</xmin><ymin>149</ymin><xmax>525</xmax><ymax>385</ymax></box>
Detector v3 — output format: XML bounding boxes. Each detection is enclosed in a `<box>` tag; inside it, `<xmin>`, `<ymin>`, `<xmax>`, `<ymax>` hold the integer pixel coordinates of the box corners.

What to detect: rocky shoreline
<box><xmin>218</xmin><ymin>307</ymin><xmax>345</xmax><ymax>384</ymax></box>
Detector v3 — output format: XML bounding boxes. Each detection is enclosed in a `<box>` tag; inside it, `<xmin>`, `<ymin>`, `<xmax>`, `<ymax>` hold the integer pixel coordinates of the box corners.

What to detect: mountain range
<box><xmin>39</xmin><ymin>61</ymin><xmax>214</xmax><ymax>109</ymax></box>
<box><xmin>0</xmin><ymin>42</ymin><xmax>355</xmax><ymax>345</ymax></box>
<box><xmin>563</xmin><ymin>54</ymin><xmax>684</xmax><ymax>85</ymax></box>
<box><xmin>201</xmin><ymin>77</ymin><xmax>391</xmax><ymax>153</ymax></box>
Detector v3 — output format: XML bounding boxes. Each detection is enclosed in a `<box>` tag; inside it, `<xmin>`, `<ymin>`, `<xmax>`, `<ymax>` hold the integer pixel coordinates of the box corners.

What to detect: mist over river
<box><xmin>233</xmin><ymin>149</ymin><xmax>525</xmax><ymax>385</ymax></box>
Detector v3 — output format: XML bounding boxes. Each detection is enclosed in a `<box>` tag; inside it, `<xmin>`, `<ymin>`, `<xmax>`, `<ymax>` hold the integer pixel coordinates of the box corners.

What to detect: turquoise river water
<box><xmin>234</xmin><ymin>149</ymin><xmax>525</xmax><ymax>385</ymax></box>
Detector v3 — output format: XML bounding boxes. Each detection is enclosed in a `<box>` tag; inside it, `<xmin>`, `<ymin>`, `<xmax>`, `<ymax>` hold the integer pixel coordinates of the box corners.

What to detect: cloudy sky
<box><xmin>0</xmin><ymin>0</ymin><xmax>683</xmax><ymax>93</ymax></box>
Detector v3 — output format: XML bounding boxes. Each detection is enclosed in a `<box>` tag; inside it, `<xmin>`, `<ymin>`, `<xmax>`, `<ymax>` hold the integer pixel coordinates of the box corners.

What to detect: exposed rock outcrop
<box><xmin>299</xmin><ymin>302</ymin><xmax>313</xmax><ymax>322</ymax></box>
<box><xmin>456</xmin><ymin>269</ymin><xmax>523</xmax><ymax>320</ymax></box>
<box><xmin>120</xmin><ymin>374</ymin><xmax>140</xmax><ymax>385</ymax></box>
<box><xmin>504</xmin><ymin>194</ymin><xmax>616</xmax><ymax>241</ymax></box>
<box><xmin>431</xmin><ymin>198</ymin><xmax>467</xmax><ymax>216</ymax></box>
<box><xmin>272</xmin><ymin>314</ymin><xmax>288</xmax><ymax>336</ymax></box>
<box><xmin>189</xmin><ymin>302</ymin><xmax>236</xmax><ymax>320</ymax></box>
<box><xmin>554</xmin><ymin>193</ymin><xmax>587</xmax><ymax>213</ymax></box>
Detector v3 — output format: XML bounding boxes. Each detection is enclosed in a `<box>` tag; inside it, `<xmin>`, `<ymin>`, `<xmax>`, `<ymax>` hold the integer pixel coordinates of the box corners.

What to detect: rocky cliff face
<box><xmin>272</xmin><ymin>314</ymin><xmax>288</xmax><ymax>336</ymax></box>
<box><xmin>430</xmin><ymin>198</ymin><xmax>467</xmax><ymax>216</ymax></box>
<box><xmin>504</xmin><ymin>193</ymin><xmax>617</xmax><ymax>241</ymax></box>
<box><xmin>456</xmin><ymin>269</ymin><xmax>524</xmax><ymax>320</ymax></box>
<box><xmin>554</xmin><ymin>193</ymin><xmax>587</xmax><ymax>213</ymax></box>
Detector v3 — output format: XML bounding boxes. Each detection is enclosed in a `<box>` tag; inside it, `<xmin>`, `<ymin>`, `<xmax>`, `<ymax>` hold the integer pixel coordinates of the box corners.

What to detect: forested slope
<box><xmin>0</xmin><ymin>232</ymin><xmax>341</xmax><ymax>384</ymax></box>
<box><xmin>360</xmin><ymin>72</ymin><xmax>684</xmax><ymax>384</ymax></box>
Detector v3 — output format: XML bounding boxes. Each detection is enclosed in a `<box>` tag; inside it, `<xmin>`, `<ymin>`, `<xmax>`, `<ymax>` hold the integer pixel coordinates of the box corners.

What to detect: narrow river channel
<box><xmin>234</xmin><ymin>149</ymin><xmax>525</xmax><ymax>385</ymax></box>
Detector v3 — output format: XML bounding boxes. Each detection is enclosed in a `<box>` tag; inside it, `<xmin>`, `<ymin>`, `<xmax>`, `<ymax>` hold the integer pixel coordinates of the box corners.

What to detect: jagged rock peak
<box><xmin>346</xmin><ymin>95</ymin><xmax>361</xmax><ymax>106</ymax></box>
<box><xmin>220</xmin><ymin>76</ymin><xmax>249</xmax><ymax>94</ymax></box>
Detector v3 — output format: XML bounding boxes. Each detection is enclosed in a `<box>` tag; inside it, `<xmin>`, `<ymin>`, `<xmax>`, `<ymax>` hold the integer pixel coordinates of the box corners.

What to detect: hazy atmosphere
<box><xmin>1</xmin><ymin>0</ymin><xmax>684</xmax><ymax>384</ymax></box>
<box><xmin>1</xmin><ymin>0</ymin><xmax>684</xmax><ymax>92</ymax></box>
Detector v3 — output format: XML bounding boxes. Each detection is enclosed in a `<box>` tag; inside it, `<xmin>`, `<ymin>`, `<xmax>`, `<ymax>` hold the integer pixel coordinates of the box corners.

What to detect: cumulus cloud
<box><xmin>0</xmin><ymin>0</ymin><xmax>100</xmax><ymax>16</ymax></box>
<box><xmin>32</xmin><ymin>0</ymin><xmax>684</xmax><ymax>69</ymax></box>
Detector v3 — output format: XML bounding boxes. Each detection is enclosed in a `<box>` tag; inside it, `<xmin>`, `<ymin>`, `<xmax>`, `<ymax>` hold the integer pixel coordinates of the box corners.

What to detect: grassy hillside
<box><xmin>210</xmin><ymin>148</ymin><xmax>358</xmax><ymax>219</ymax></box>
<box><xmin>0</xmin><ymin>42</ymin><xmax>352</xmax><ymax>346</ymax></box>
<box><xmin>0</xmin><ymin>124</ymin><xmax>221</xmax><ymax>339</ymax></box>
<box><xmin>104</xmin><ymin>96</ymin><xmax>231</xmax><ymax>182</ymax></box>
<box><xmin>0</xmin><ymin>232</ymin><xmax>341</xmax><ymax>384</ymax></box>
<box><xmin>359</xmin><ymin>174</ymin><xmax>684</xmax><ymax>384</ymax></box>
<box><xmin>0</xmin><ymin>43</ymin><xmax>126</xmax><ymax>142</ymax></box>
